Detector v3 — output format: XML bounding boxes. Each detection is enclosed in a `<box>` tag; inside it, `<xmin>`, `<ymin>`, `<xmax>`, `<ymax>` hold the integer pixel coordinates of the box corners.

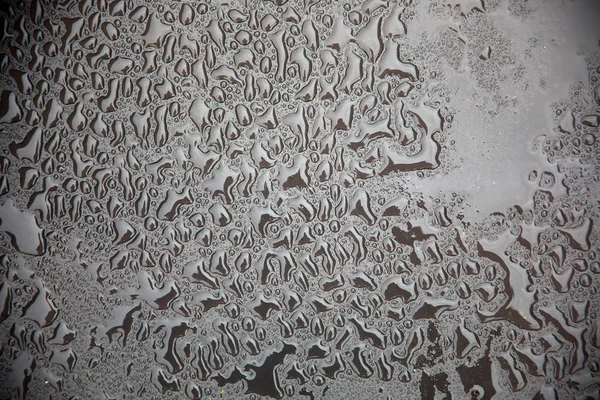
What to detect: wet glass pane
<box><xmin>0</xmin><ymin>0</ymin><xmax>599</xmax><ymax>398</ymax></box>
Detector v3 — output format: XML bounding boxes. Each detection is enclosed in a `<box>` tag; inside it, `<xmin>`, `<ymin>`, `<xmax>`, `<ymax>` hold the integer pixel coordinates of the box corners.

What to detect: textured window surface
<box><xmin>0</xmin><ymin>0</ymin><xmax>599</xmax><ymax>398</ymax></box>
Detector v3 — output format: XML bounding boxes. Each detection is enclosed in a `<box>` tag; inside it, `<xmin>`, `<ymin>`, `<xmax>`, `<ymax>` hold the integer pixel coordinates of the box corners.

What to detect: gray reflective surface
<box><xmin>0</xmin><ymin>0</ymin><xmax>599</xmax><ymax>398</ymax></box>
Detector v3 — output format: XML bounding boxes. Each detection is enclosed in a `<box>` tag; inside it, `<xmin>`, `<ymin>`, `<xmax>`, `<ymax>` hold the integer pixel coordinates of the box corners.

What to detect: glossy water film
<box><xmin>0</xmin><ymin>0</ymin><xmax>599</xmax><ymax>398</ymax></box>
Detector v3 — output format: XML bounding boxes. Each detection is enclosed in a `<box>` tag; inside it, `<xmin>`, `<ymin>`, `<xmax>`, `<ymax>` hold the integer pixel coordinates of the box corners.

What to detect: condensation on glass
<box><xmin>0</xmin><ymin>0</ymin><xmax>599</xmax><ymax>399</ymax></box>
